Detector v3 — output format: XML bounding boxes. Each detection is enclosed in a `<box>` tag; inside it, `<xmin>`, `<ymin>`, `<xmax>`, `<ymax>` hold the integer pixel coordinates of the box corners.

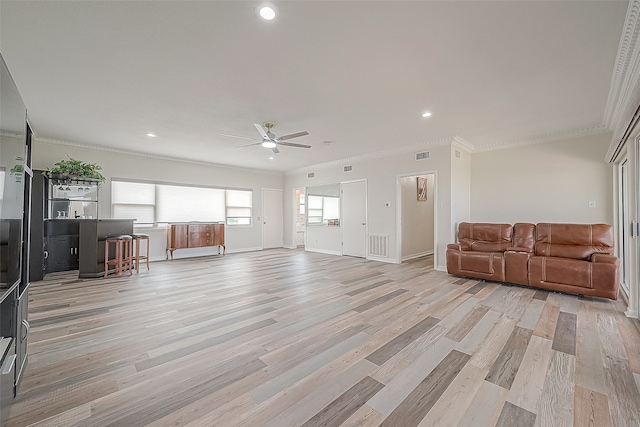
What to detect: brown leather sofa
<box><xmin>447</xmin><ymin>222</ymin><xmax>620</xmax><ymax>300</ymax></box>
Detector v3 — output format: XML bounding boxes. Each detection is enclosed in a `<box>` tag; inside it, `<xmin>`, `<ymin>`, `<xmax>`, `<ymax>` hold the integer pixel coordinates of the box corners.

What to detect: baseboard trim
<box><xmin>283</xmin><ymin>245</ymin><xmax>297</xmax><ymax>249</ymax></box>
<box><xmin>367</xmin><ymin>256</ymin><xmax>400</xmax><ymax>264</ymax></box>
<box><xmin>435</xmin><ymin>265</ymin><xmax>447</xmax><ymax>272</ymax></box>
<box><xmin>305</xmin><ymin>248</ymin><xmax>342</xmax><ymax>256</ymax></box>
<box><xmin>401</xmin><ymin>250</ymin><xmax>434</xmax><ymax>262</ymax></box>
<box><xmin>225</xmin><ymin>247</ymin><xmax>263</xmax><ymax>254</ymax></box>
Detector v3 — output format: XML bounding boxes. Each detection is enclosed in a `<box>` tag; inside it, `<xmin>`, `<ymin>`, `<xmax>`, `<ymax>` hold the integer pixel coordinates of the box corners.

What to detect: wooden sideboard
<box><xmin>167</xmin><ymin>222</ymin><xmax>225</xmax><ymax>260</ymax></box>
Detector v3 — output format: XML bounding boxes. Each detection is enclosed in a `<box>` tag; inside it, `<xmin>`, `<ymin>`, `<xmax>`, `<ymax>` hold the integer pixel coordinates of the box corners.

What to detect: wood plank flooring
<box><xmin>7</xmin><ymin>249</ymin><xmax>640</xmax><ymax>426</ymax></box>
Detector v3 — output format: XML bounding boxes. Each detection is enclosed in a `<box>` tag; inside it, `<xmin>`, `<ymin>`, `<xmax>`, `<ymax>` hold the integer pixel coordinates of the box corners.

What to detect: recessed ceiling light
<box><xmin>259</xmin><ymin>6</ymin><xmax>276</xmax><ymax>20</ymax></box>
<box><xmin>145</xmin><ymin>133</ymin><xmax>157</xmax><ymax>137</ymax></box>
<box><xmin>269</xmin><ymin>156</ymin><xmax>274</xmax><ymax>160</ymax></box>
<box><xmin>422</xmin><ymin>112</ymin><xmax>432</xmax><ymax>118</ymax></box>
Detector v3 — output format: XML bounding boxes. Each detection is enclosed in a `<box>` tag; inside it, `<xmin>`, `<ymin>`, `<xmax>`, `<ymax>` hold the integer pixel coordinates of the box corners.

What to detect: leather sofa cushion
<box><xmin>458</xmin><ymin>222</ymin><xmax>512</xmax><ymax>253</ymax></box>
<box><xmin>535</xmin><ymin>223</ymin><xmax>614</xmax><ymax>260</ymax></box>
<box><xmin>459</xmin><ymin>252</ymin><xmax>500</xmax><ymax>274</ymax></box>
<box><xmin>512</xmin><ymin>223</ymin><xmax>535</xmax><ymax>250</ymax></box>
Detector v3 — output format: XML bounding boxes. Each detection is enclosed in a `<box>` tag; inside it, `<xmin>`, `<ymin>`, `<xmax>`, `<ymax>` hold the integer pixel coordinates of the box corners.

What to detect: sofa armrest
<box><xmin>447</xmin><ymin>243</ymin><xmax>470</xmax><ymax>251</ymax></box>
<box><xmin>506</xmin><ymin>246</ymin><xmax>533</xmax><ymax>253</ymax></box>
<box><xmin>591</xmin><ymin>253</ymin><xmax>620</xmax><ymax>266</ymax></box>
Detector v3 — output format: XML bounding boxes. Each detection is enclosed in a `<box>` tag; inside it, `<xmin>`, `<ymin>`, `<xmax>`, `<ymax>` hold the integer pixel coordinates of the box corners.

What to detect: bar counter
<box><xmin>78</xmin><ymin>219</ymin><xmax>134</xmax><ymax>278</ymax></box>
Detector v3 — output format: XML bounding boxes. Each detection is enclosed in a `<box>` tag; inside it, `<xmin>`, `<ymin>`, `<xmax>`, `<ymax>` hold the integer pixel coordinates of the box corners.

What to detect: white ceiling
<box><xmin>0</xmin><ymin>1</ymin><xmax>629</xmax><ymax>172</ymax></box>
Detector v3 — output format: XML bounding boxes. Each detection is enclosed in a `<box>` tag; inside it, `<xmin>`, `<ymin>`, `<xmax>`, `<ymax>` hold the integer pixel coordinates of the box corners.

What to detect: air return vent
<box><xmin>415</xmin><ymin>151</ymin><xmax>430</xmax><ymax>160</ymax></box>
<box><xmin>455</xmin><ymin>149</ymin><xmax>461</xmax><ymax>159</ymax></box>
<box><xmin>308</xmin><ymin>172</ymin><xmax>315</xmax><ymax>178</ymax></box>
<box><xmin>344</xmin><ymin>165</ymin><xmax>353</xmax><ymax>172</ymax></box>
<box><xmin>369</xmin><ymin>234</ymin><xmax>389</xmax><ymax>257</ymax></box>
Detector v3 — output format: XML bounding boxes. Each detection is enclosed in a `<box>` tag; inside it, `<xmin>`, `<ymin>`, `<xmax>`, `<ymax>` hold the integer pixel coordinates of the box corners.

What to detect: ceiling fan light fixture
<box><xmin>262</xmin><ymin>140</ymin><xmax>277</xmax><ymax>149</ymax></box>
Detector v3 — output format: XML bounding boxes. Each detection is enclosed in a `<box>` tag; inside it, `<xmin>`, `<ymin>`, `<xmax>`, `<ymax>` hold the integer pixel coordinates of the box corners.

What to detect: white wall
<box><xmin>33</xmin><ymin>141</ymin><xmax>284</xmax><ymax>260</ymax></box>
<box><xmin>451</xmin><ymin>143</ymin><xmax>471</xmax><ymax>243</ymax></box>
<box><xmin>285</xmin><ymin>143</ymin><xmax>458</xmax><ymax>270</ymax></box>
<box><xmin>470</xmin><ymin>133</ymin><xmax>614</xmax><ymax>224</ymax></box>
<box><xmin>400</xmin><ymin>174</ymin><xmax>434</xmax><ymax>260</ymax></box>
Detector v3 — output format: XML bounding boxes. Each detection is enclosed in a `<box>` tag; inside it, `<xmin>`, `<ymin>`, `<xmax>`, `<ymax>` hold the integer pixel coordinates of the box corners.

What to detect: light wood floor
<box><xmin>7</xmin><ymin>249</ymin><xmax>640</xmax><ymax>426</ymax></box>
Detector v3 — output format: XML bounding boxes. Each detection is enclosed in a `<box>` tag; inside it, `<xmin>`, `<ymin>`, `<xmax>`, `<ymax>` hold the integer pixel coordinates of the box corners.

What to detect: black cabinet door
<box><xmin>46</xmin><ymin>235</ymin><xmax>74</xmax><ymax>273</ymax></box>
<box><xmin>15</xmin><ymin>287</ymin><xmax>28</xmax><ymax>394</ymax></box>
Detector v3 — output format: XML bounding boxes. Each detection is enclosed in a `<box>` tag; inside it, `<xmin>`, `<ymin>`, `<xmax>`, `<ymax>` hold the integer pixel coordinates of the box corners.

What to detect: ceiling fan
<box><xmin>221</xmin><ymin>122</ymin><xmax>310</xmax><ymax>154</ymax></box>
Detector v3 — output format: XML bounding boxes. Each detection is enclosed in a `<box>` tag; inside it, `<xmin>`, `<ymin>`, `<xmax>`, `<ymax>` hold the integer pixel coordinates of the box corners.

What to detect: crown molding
<box><xmin>452</xmin><ymin>136</ymin><xmax>474</xmax><ymax>153</ymax></box>
<box><xmin>473</xmin><ymin>125</ymin><xmax>611</xmax><ymax>153</ymax></box>
<box><xmin>604</xmin><ymin>0</ymin><xmax>640</xmax><ymax>139</ymax></box>
<box><xmin>33</xmin><ymin>136</ymin><xmax>284</xmax><ymax>177</ymax></box>
<box><xmin>285</xmin><ymin>136</ymin><xmax>460</xmax><ymax>176</ymax></box>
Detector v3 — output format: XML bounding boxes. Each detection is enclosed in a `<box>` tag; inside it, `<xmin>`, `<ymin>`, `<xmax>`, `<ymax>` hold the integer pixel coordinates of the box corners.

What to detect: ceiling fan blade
<box><xmin>220</xmin><ymin>133</ymin><xmax>259</xmax><ymax>141</ymax></box>
<box><xmin>254</xmin><ymin>123</ymin><xmax>270</xmax><ymax>140</ymax></box>
<box><xmin>276</xmin><ymin>131</ymin><xmax>309</xmax><ymax>141</ymax></box>
<box><xmin>278</xmin><ymin>141</ymin><xmax>311</xmax><ymax>148</ymax></box>
<box><xmin>271</xmin><ymin>146</ymin><xmax>280</xmax><ymax>154</ymax></box>
<box><xmin>235</xmin><ymin>142</ymin><xmax>262</xmax><ymax>148</ymax></box>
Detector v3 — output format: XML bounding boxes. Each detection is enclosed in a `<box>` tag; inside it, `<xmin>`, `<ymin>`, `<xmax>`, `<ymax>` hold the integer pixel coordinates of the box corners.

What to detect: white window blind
<box><xmin>111</xmin><ymin>179</ymin><xmax>252</xmax><ymax>226</ymax></box>
<box><xmin>156</xmin><ymin>184</ymin><xmax>225</xmax><ymax>223</ymax></box>
<box><xmin>111</xmin><ymin>181</ymin><xmax>155</xmax><ymax>224</ymax></box>
<box><xmin>226</xmin><ymin>190</ymin><xmax>252</xmax><ymax>225</ymax></box>
<box><xmin>323</xmin><ymin>197</ymin><xmax>340</xmax><ymax>220</ymax></box>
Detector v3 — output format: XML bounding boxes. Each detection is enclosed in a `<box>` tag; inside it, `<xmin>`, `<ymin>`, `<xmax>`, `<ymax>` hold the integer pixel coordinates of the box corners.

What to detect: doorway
<box><xmin>262</xmin><ymin>188</ymin><xmax>283</xmax><ymax>249</ymax></box>
<box><xmin>294</xmin><ymin>188</ymin><xmax>305</xmax><ymax>247</ymax></box>
<box><xmin>397</xmin><ymin>172</ymin><xmax>436</xmax><ymax>267</ymax></box>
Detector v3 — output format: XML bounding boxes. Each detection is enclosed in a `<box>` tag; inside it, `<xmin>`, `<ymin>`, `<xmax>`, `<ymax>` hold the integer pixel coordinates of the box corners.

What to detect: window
<box><xmin>307</xmin><ymin>195</ymin><xmax>340</xmax><ymax>225</ymax></box>
<box><xmin>111</xmin><ymin>179</ymin><xmax>252</xmax><ymax>226</ymax></box>
<box><xmin>156</xmin><ymin>184</ymin><xmax>225</xmax><ymax>223</ymax></box>
<box><xmin>111</xmin><ymin>181</ymin><xmax>155</xmax><ymax>224</ymax></box>
<box><xmin>299</xmin><ymin>194</ymin><xmax>305</xmax><ymax>215</ymax></box>
<box><xmin>226</xmin><ymin>190</ymin><xmax>252</xmax><ymax>225</ymax></box>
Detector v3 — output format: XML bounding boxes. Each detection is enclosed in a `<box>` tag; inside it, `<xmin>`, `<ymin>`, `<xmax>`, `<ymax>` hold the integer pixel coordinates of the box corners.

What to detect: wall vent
<box><xmin>415</xmin><ymin>151</ymin><xmax>430</xmax><ymax>160</ymax></box>
<box><xmin>369</xmin><ymin>234</ymin><xmax>389</xmax><ymax>257</ymax></box>
<box><xmin>308</xmin><ymin>172</ymin><xmax>315</xmax><ymax>178</ymax></box>
<box><xmin>343</xmin><ymin>165</ymin><xmax>353</xmax><ymax>172</ymax></box>
<box><xmin>455</xmin><ymin>149</ymin><xmax>461</xmax><ymax>159</ymax></box>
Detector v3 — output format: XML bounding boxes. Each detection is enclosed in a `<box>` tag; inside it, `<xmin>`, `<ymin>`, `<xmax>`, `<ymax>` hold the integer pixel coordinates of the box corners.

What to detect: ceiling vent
<box><xmin>455</xmin><ymin>149</ymin><xmax>461</xmax><ymax>159</ymax></box>
<box><xmin>343</xmin><ymin>165</ymin><xmax>353</xmax><ymax>172</ymax></box>
<box><xmin>415</xmin><ymin>151</ymin><xmax>430</xmax><ymax>160</ymax></box>
<box><xmin>307</xmin><ymin>172</ymin><xmax>315</xmax><ymax>178</ymax></box>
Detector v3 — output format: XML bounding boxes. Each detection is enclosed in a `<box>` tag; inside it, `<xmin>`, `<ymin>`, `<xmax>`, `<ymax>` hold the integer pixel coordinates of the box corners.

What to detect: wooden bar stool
<box><xmin>131</xmin><ymin>233</ymin><xmax>150</xmax><ymax>273</ymax></box>
<box><xmin>104</xmin><ymin>235</ymin><xmax>133</xmax><ymax>278</ymax></box>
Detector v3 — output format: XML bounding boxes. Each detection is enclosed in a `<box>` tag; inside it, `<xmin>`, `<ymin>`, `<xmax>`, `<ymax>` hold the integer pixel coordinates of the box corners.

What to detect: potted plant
<box><xmin>44</xmin><ymin>156</ymin><xmax>106</xmax><ymax>185</ymax></box>
<box><xmin>9</xmin><ymin>156</ymin><xmax>24</xmax><ymax>182</ymax></box>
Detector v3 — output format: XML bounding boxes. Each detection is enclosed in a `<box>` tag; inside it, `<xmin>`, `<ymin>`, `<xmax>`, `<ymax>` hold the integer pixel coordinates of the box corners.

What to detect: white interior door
<box><xmin>342</xmin><ymin>180</ymin><xmax>367</xmax><ymax>257</ymax></box>
<box><xmin>262</xmin><ymin>188</ymin><xmax>283</xmax><ymax>249</ymax></box>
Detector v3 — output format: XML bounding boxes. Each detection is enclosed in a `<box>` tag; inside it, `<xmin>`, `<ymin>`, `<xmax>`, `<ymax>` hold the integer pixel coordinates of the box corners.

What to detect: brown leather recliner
<box><xmin>446</xmin><ymin>222</ymin><xmax>513</xmax><ymax>282</ymax></box>
<box><xmin>528</xmin><ymin>223</ymin><xmax>619</xmax><ymax>300</ymax></box>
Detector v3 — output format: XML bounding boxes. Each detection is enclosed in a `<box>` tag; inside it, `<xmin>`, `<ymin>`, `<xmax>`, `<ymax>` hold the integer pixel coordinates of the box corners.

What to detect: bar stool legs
<box><xmin>131</xmin><ymin>233</ymin><xmax>150</xmax><ymax>273</ymax></box>
<box><xmin>104</xmin><ymin>235</ymin><xmax>133</xmax><ymax>278</ymax></box>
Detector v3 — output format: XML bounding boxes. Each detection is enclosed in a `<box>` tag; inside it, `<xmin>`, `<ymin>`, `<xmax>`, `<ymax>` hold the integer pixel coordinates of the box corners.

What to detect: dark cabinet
<box><xmin>45</xmin><ymin>220</ymin><xmax>79</xmax><ymax>273</ymax></box>
<box><xmin>15</xmin><ymin>288</ymin><xmax>28</xmax><ymax>391</ymax></box>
